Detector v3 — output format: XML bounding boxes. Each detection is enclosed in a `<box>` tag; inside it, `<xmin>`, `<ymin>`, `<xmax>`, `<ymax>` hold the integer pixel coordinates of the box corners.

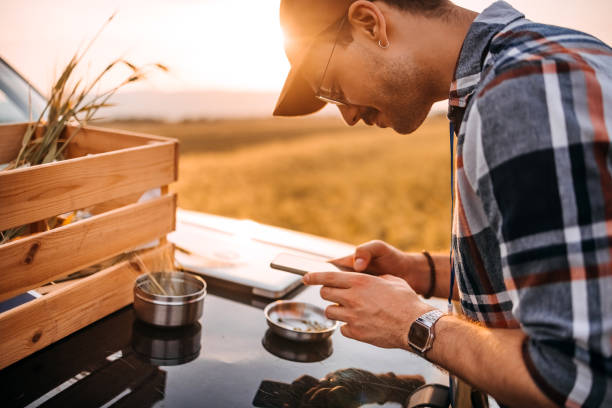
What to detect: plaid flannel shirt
<box><xmin>448</xmin><ymin>2</ymin><xmax>612</xmax><ymax>406</ymax></box>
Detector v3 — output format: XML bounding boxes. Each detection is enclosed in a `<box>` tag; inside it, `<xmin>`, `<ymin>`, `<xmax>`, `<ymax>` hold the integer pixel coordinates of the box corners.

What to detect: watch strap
<box><xmin>409</xmin><ymin>309</ymin><xmax>445</xmax><ymax>356</ymax></box>
<box><xmin>416</xmin><ymin>309</ymin><xmax>445</xmax><ymax>327</ymax></box>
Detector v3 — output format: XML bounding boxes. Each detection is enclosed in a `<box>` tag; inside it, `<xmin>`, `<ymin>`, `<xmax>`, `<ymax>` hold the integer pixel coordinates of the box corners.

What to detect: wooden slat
<box><xmin>0</xmin><ymin>123</ymin><xmax>175</xmax><ymax>161</ymax></box>
<box><xmin>0</xmin><ymin>243</ymin><xmax>173</xmax><ymax>370</ymax></box>
<box><xmin>79</xmin><ymin>124</ymin><xmax>178</xmax><ymax>143</ymax></box>
<box><xmin>0</xmin><ymin>194</ymin><xmax>176</xmax><ymax>301</ymax></box>
<box><xmin>0</xmin><ymin>123</ymin><xmax>39</xmax><ymax>164</ymax></box>
<box><xmin>64</xmin><ymin>125</ymin><xmax>174</xmax><ymax>158</ymax></box>
<box><xmin>0</xmin><ymin>140</ymin><xmax>177</xmax><ymax>231</ymax></box>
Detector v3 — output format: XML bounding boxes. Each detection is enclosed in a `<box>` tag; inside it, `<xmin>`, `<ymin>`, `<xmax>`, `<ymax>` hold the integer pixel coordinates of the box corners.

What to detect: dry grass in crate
<box><xmin>0</xmin><ymin>13</ymin><xmax>167</xmax><ymax>245</ymax></box>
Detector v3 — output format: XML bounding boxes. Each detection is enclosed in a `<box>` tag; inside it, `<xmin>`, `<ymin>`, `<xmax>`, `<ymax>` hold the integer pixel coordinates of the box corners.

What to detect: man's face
<box><xmin>298</xmin><ymin>32</ymin><xmax>436</xmax><ymax>135</ymax></box>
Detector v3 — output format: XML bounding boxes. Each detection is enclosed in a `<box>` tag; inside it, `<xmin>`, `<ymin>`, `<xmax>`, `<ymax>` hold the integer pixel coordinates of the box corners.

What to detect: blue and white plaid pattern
<box><xmin>448</xmin><ymin>2</ymin><xmax>612</xmax><ymax>406</ymax></box>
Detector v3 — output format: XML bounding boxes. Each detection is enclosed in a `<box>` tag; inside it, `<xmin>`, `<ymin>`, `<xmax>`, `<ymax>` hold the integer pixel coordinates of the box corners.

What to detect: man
<box><xmin>273</xmin><ymin>1</ymin><xmax>612</xmax><ymax>407</ymax></box>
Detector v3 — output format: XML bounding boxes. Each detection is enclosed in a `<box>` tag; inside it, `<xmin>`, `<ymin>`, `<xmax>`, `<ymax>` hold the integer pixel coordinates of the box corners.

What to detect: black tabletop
<box><xmin>0</xmin><ymin>280</ymin><xmax>447</xmax><ymax>407</ymax></box>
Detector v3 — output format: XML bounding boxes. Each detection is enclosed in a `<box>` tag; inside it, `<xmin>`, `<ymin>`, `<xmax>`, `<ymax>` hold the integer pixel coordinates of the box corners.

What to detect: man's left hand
<box><xmin>302</xmin><ymin>271</ymin><xmax>435</xmax><ymax>349</ymax></box>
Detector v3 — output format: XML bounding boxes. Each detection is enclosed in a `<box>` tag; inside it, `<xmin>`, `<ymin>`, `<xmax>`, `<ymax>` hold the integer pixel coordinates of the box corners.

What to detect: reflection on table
<box><xmin>0</xmin><ymin>210</ymin><xmax>449</xmax><ymax>407</ymax></box>
<box><xmin>253</xmin><ymin>368</ymin><xmax>425</xmax><ymax>408</ymax></box>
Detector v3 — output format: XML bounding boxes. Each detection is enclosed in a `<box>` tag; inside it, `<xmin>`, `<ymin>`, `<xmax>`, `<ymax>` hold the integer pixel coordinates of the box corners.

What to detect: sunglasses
<box><xmin>314</xmin><ymin>16</ymin><xmax>348</xmax><ymax>106</ymax></box>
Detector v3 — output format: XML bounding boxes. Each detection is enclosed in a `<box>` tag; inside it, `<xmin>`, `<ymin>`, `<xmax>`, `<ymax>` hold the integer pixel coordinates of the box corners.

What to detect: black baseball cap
<box><xmin>273</xmin><ymin>0</ymin><xmax>352</xmax><ymax>116</ymax></box>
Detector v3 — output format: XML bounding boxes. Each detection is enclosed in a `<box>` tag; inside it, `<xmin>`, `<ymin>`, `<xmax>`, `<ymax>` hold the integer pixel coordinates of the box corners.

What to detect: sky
<box><xmin>1</xmin><ymin>0</ymin><xmax>611</xmax><ymax>97</ymax></box>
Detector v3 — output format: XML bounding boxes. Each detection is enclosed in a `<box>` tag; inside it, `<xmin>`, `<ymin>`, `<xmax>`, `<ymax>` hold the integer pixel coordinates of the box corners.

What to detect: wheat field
<box><xmin>102</xmin><ymin>114</ymin><xmax>451</xmax><ymax>252</ymax></box>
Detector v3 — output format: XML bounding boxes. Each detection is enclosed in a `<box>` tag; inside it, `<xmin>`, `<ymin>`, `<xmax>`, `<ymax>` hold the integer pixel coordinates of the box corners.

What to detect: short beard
<box><xmin>379</xmin><ymin>54</ymin><xmax>435</xmax><ymax>135</ymax></box>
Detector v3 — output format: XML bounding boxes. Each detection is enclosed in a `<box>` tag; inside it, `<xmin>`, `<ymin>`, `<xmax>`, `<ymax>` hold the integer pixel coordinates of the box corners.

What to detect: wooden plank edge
<box><xmin>0</xmin><ymin>194</ymin><xmax>176</xmax><ymax>301</ymax></box>
<box><xmin>0</xmin><ymin>142</ymin><xmax>176</xmax><ymax>231</ymax></box>
<box><xmin>159</xmin><ymin>186</ymin><xmax>170</xmax><ymax>246</ymax></box>
<box><xmin>75</xmin><ymin>124</ymin><xmax>179</xmax><ymax>144</ymax></box>
<box><xmin>0</xmin><ymin>123</ymin><xmax>178</xmax><ymax>164</ymax></box>
<box><xmin>0</xmin><ymin>123</ymin><xmax>28</xmax><ymax>164</ymax></box>
<box><xmin>0</xmin><ymin>139</ymin><xmax>172</xmax><ymax>178</ymax></box>
<box><xmin>173</xmin><ymin>139</ymin><xmax>179</xmax><ymax>182</ymax></box>
<box><xmin>0</xmin><ymin>243</ymin><xmax>173</xmax><ymax>370</ymax></box>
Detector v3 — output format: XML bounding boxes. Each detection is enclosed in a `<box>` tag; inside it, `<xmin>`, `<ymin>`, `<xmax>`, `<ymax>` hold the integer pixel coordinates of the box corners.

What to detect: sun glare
<box><xmin>0</xmin><ymin>0</ymin><xmax>290</xmax><ymax>94</ymax></box>
<box><xmin>101</xmin><ymin>0</ymin><xmax>291</xmax><ymax>93</ymax></box>
<box><xmin>176</xmin><ymin>0</ymin><xmax>289</xmax><ymax>92</ymax></box>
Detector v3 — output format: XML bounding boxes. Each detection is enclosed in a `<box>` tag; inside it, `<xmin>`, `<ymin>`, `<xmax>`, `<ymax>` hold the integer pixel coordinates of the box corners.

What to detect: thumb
<box><xmin>352</xmin><ymin>246</ymin><xmax>373</xmax><ymax>271</ymax></box>
<box><xmin>353</xmin><ymin>240</ymin><xmax>392</xmax><ymax>272</ymax></box>
<box><xmin>330</xmin><ymin>252</ymin><xmax>369</xmax><ymax>271</ymax></box>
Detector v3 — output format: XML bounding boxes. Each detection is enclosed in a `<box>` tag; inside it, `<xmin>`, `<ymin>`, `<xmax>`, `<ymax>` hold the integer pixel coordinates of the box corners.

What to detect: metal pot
<box><xmin>133</xmin><ymin>271</ymin><xmax>206</xmax><ymax>327</ymax></box>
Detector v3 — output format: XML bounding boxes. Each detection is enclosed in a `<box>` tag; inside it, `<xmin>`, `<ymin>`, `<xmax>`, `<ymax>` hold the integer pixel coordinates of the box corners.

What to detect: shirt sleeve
<box><xmin>469</xmin><ymin>59</ymin><xmax>612</xmax><ymax>407</ymax></box>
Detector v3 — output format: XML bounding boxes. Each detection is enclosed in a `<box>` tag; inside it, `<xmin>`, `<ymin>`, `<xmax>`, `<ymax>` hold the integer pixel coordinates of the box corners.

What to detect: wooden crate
<box><xmin>0</xmin><ymin>123</ymin><xmax>178</xmax><ymax>369</ymax></box>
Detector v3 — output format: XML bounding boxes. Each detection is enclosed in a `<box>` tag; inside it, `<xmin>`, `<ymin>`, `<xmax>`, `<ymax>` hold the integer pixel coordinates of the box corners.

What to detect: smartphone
<box><xmin>270</xmin><ymin>253</ymin><xmax>351</xmax><ymax>276</ymax></box>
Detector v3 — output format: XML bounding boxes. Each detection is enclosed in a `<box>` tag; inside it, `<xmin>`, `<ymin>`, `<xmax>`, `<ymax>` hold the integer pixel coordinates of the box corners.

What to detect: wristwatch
<box><xmin>408</xmin><ymin>309</ymin><xmax>445</xmax><ymax>356</ymax></box>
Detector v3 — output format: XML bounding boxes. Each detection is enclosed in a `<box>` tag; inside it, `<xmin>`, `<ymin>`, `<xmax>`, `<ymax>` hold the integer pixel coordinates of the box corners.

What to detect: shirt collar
<box><xmin>448</xmin><ymin>1</ymin><xmax>524</xmax><ymax>125</ymax></box>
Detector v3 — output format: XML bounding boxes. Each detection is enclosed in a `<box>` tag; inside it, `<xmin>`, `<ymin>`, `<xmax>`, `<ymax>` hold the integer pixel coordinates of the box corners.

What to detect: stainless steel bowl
<box><xmin>134</xmin><ymin>271</ymin><xmax>206</xmax><ymax>327</ymax></box>
<box><xmin>263</xmin><ymin>300</ymin><xmax>338</xmax><ymax>342</ymax></box>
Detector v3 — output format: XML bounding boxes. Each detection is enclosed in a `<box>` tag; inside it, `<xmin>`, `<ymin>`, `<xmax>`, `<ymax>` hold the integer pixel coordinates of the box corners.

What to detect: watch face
<box><xmin>409</xmin><ymin>323</ymin><xmax>429</xmax><ymax>350</ymax></box>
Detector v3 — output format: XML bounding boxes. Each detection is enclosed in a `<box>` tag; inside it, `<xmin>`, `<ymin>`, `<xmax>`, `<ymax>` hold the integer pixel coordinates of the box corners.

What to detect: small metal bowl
<box><xmin>134</xmin><ymin>271</ymin><xmax>206</xmax><ymax>327</ymax></box>
<box><xmin>263</xmin><ymin>300</ymin><xmax>338</xmax><ymax>342</ymax></box>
